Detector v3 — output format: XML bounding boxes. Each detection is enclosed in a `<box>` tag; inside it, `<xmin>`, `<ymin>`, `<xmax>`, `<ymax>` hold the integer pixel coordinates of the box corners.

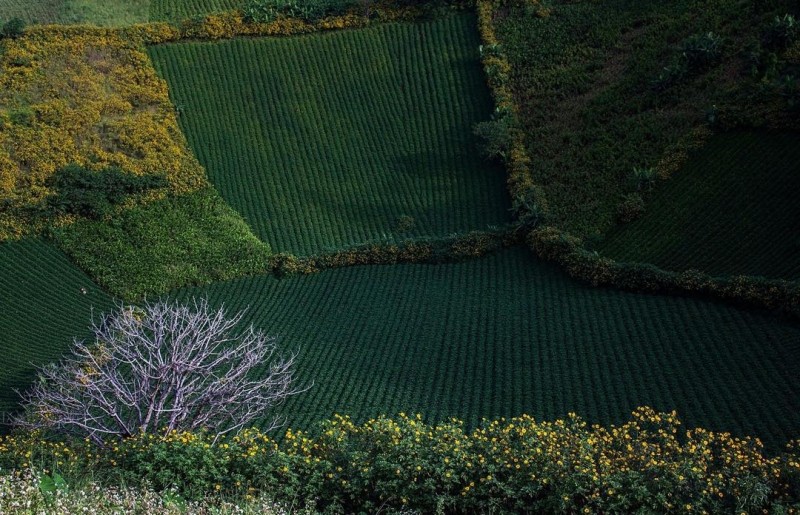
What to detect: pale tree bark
<box><xmin>16</xmin><ymin>298</ymin><xmax>308</xmax><ymax>444</ymax></box>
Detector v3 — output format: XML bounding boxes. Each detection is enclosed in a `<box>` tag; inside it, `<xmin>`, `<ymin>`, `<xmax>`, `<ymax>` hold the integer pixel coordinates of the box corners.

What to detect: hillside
<box><xmin>0</xmin><ymin>0</ymin><xmax>799</xmax><ymax>511</ymax></box>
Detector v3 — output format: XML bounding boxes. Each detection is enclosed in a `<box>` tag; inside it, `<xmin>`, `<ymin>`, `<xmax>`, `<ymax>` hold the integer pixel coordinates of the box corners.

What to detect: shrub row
<box><xmin>476</xmin><ymin>0</ymin><xmax>800</xmax><ymax>320</ymax></box>
<box><xmin>529</xmin><ymin>226</ymin><xmax>800</xmax><ymax>319</ymax></box>
<box><xmin>475</xmin><ymin>0</ymin><xmax>548</xmax><ymax>231</ymax></box>
<box><xmin>269</xmin><ymin>228</ymin><xmax>522</xmax><ymax>277</ymax></box>
<box><xmin>120</xmin><ymin>0</ymin><xmax>471</xmax><ymax>45</ymax></box>
<box><xmin>2</xmin><ymin>408</ymin><xmax>800</xmax><ymax>513</ymax></box>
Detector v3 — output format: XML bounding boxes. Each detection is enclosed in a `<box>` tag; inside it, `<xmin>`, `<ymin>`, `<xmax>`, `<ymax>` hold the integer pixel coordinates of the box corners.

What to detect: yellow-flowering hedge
<box><xmin>2</xmin><ymin>408</ymin><xmax>800</xmax><ymax>512</ymax></box>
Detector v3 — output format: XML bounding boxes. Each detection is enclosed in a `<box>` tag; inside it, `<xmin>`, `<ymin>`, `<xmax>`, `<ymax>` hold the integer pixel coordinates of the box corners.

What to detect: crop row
<box><xmin>0</xmin><ymin>0</ymin><xmax>62</xmax><ymax>24</ymax></box>
<box><xmin>0</xmin><ymin>239</ymin><xmax>113</xmax><ymax>414</ymax></box>
<box><xmin>172</xmin><ymin>248</ymin><xmax>800</xmax><ymax>451</ymax></box>
<box><xmin>148</xmin><ymin>14</ymin><xmax>510</xmax><ymax>255</ymax></box>
<box><xmin>149</xmin><ymin>0</ymin><xmax>243</xmax><ymax>22</ymax></box>
<box><xmin>600</xmin><ymin>131</ymin><xmax>800</xmax><ymax>280</ymax></box>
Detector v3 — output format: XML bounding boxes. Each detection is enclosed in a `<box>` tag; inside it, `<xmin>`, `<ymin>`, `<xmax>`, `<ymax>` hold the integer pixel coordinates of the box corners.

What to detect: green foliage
<box><xmin>631</xmin><ymin>166</ymin><xmax>657</xmax><ymax>191</ymax></box>
<box><xmin>37</xmin><ymin>471</ymin><xmax>67</xmax><ymax>498</ymax></box>
<box><xmin>0</xmin><ymin>1</ymin><xmax>63</xmax><ymax>25</ymax></box>
<box><xmin>45</xmin><ymin>165</ymin><xmax>168</xmax><ymax>220</ymax></box>
<box><xmin>149</xmin><ymin>0</ymin><xmax>243</xmax><ymax>22</ymax></box>
<box><xmin>652</xmin><ymin>32</ymin><xmax>723</xmax><ymax>91</ymax></box>
<box><xmin>148</xmin><ymin>14</ymin><xmax>510</xmax><ymax>255</ymax></box>
<box><xmin>616</xmin><ymin>192</ymin><xmax>645</xmax><ymax>223</ymax></box>
<box><xmin>599</xmin><ymin>131</ymin><xmax>800</xmax><ymax>279</ymax></box>
<box><xmin>763</xmin><ymin>14</ymin><xmax>798</xmax><ymax>50</ymax></box>
<box><xmin>242</xmin><ymin>0</ymin><xmax>356</xmax><ymax>23</ymax></box>
<box><xmin>0</xmin><ymin>1</ymin><xmax>148</xmax><ymax>27</ymax></box>
<box><xmin>51</xmin><ymin>188</ymin><xmax>272</xmax><ymax>300</ymax></box>
<box><xmin>473</xmin><ymin>113</ymin><xmax>515</xmax><ymax>160</ymax></box>
<box><xmin>58</xmin><ymin>0</ymin><xmax>150</xmax><ymax>27</ymax></box>
<box><xmin>167</xmin><ymin>248</ymin><xmax>800</xmax><ymax>449</ymax></box>
<box><xmin>1</xmin><ymin>17</ymin><xmax>24</xmax><ymax>38</ymax></box>
<box><xmin>493</xmin><ymin>0</ymin><xmax>797</xmax><ymax>240</ymax></box>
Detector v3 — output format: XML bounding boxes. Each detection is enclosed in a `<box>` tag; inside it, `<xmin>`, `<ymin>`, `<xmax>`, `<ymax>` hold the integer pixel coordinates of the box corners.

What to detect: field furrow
<box><xmin>599</xmin><ymin>132</ymin><xmax>800</xmax><ymax>279</ymax></box>
<box><xmin>148</xmin><ymin>14</ymin><xmax>510</xmax><ymax>255</ymax></box>
<box><xmin>170</xmin><ymin>248</ymin><xmax>800</xmax><ymax>450</ymax></box>
<box><xmin>0</xmin><ymin>239</ymin><xmax>114</xmax><ymax>415</ymax></box>
<box><xmin>149</xmin><ymin>0</ymin><xmax>241</xmax><ymax>22</ymax></box>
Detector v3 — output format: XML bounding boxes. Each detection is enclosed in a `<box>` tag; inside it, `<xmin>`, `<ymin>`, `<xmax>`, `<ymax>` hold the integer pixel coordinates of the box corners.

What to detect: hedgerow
<box><xmin>2</xmin><ymin>408</ymin><xmax>800</xmax><ymax>512</ymax></box>
<box><xmin>476</xmin><ymin>0</ymin><xmax>800</xmax><ymax>318</ymax></box>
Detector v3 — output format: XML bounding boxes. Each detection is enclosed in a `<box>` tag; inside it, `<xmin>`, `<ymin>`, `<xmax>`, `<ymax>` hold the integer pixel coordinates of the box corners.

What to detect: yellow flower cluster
<box><xmin>1</xmin><ymin>408</ymin><xmax>799</xmax><ymax>512</ymax></box>
<box><xmin>0</xmin><ymin>26</ymin><xmax>207</xmax><ymax>239</ymax></box>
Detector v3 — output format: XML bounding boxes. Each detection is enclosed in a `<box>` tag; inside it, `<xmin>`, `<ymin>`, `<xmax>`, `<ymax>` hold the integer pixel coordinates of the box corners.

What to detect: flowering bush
<box><xmin>2</xmin><ymin>408</ymin><xmax>800</xmax><ymax>512</ymax></box>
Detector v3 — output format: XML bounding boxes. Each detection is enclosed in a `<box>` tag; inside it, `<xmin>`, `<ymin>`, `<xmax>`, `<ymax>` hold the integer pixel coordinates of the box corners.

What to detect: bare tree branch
<box><xmin>15</xmin><ymin>298</ymin><xmax>308</xmax><ymax>445</ymax></box>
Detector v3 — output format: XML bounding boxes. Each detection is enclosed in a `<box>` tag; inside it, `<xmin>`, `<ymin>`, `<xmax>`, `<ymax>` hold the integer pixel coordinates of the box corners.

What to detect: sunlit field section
<box><xmin>0</xmin><ymin>239</ymin><xmax>113</xmax><ymax>414</ymax></box>
<box><xmin>599</xmin><ymin>131</ymin><xmax>800</xmax><ymax>279</ymax></box>
<box><xmin>174</xmin><ymin>248</ymin><xmax>800</xmax><ymax>451</ymax></box>
<box><xmin>149</xmin><ymin>0</ymin><xmax>241</xmax><ymax>22</ymax></box>
<box><xmin>149</xmin><ymin>14</ymin><xmax>510</xmax><ymax>255</ymax></box>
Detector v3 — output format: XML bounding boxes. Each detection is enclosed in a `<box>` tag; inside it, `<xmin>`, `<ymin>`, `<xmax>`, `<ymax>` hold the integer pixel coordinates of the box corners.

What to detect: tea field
<box><xmin>173</xmin><ymin>248</ymin><xmax>800</xmax><ymax>451</ymax></box>
<box><xmin>598</xmin><ymin>131</ymin><xmax>800</xmax><ymax>280</ymax></box>
<box><xmin>0</xmin><ymin>239</ymin><xmax>112</xmax><ymax>414</ymax></box>
<box><xmin>149</xmin><ymin>0</ymin><xmax>241</xmax><ymax>22</ymax></box>
<box><xmin>0</xmin><ymin>0</ymin><xmax>149</xmax><ymax>26</ymax></box>
<box><xmin>148</xmin><ymin>14</ymin><xmax>511</xmax><ymax>256</ymax></box>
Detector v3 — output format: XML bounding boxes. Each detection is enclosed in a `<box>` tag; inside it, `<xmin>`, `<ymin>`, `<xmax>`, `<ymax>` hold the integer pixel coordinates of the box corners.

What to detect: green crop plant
<box><xmin>148</xmin><ymin>14</ymin><xmax>511</xmax><ymax>256</ymax></box>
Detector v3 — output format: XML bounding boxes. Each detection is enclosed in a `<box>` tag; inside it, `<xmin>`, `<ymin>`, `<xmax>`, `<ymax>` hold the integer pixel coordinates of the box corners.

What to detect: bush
<box><xmin>473</xmin><ymin>114</ymin><xmax>515</xmax><ymax>160</ymax></box>
<box><xmin>243</xmin><ymin>0</ymin><xmax>356</xmax><ymax>24</ymax></box>
<box><xmin>616</xmin><ymin>193</ymin><xmax>646</xmax><ymax>223</ymax></box>
<box><xmin>46</xmin><ymin>164</ymin><xmax>168</xmax><ymax>219</ymax></box>
<box><xmin>2</xmin><ymin>409</ymin><xmax>800</xmax><ymax>512</ymax></box>
<box><xmin>1</xmin><ymin>18</ymin><xmax>26</xmax><ymax>39</ymax></box>
<box><xmin>652</xmin><ymin>32</ymin><xmax>722</xmax><ymax>90</ymax></box>
<box><xmin>763</xmin><ymin>14</ymin><xmax>798</xmax><ymax>50</ymax></box>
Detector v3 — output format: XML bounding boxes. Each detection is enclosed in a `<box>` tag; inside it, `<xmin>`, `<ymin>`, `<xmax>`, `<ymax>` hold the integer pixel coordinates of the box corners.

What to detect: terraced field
<box><xmin>173</xmin><ymin>248</ymin><xmax>800</xmax><ymax>450</ymax></box>
<box><xmin>0</xmin><ymin>239</ymin><xmax>113</xmax><ymax>414</ymax></box>
<box><xmin>599</xmin><ymin>132</ymin><xmax>800</xmax><ymax>279</ymax></box>
<box><xmin>149</xmin><ymin>14</ymin><xmax>510</xmax><ymax>256</ymax></box>
<box><xmin>149</xmin><ymin>0</ymin><xmax>241</xmax><ymax>22</ymax></box>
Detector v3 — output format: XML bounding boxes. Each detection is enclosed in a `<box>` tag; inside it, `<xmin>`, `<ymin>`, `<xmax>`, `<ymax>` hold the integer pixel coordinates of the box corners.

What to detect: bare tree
<box><xmin>16</xmin><ymin>298</ymin><xmax>307</xmax><ymax>444</ymax></box>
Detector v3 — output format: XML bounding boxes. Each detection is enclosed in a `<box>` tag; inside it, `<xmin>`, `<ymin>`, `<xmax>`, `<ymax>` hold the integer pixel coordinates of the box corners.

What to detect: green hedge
<box><xmin>529</xmin><ymin>226</ymin><xmax>800</xmax><ymax>319</ymax></box>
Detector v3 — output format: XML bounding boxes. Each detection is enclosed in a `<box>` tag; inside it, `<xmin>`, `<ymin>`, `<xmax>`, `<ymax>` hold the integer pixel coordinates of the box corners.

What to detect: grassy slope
<box><xmin>173</xmin><ymin>248</ymin><xmax>800</xmax><ymax>450</ymax></box>
<box><xmin>0</xmin><ymin>239</ymin><xmax>113</xmax><ymax>414</ymax></box>
<box><xmin>149</xmin><ymin>0</ymin><xmax>242</xmax><ymax>22</ymax></box>
<box><xmin>149</xmin><ymin>14</ymin><xmax>510</xmax><ymax>256</ymax></box>
<box><xmin>52</xmin><ymin>189</ymin><xmax>273</xmax><ymax>301</ymax></box>
<box><xmin>599</xmin><ymin>131</ymin><xmax>800</xmax><ymax>279</ymax></box>
<box><xmin>496</xmin><ymin>0</ymin><xmax>798</xmax><ymax>241</ymax></box>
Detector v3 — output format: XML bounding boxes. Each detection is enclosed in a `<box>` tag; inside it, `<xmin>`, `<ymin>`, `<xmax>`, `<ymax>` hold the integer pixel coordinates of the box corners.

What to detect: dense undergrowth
<box><xmin>3</xmin><ymin>408</ymin><xmax>800</xmax><ymax>513</ymax></box>
<box><xmin>494</xmin><ymin>0</ymin><xmax>799</xmax><ymax>241</ymax></box>
<box><xmin>474</xmin><ymin>0</ymin><xmax>800</xmax><ymax>317</ymax></box>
